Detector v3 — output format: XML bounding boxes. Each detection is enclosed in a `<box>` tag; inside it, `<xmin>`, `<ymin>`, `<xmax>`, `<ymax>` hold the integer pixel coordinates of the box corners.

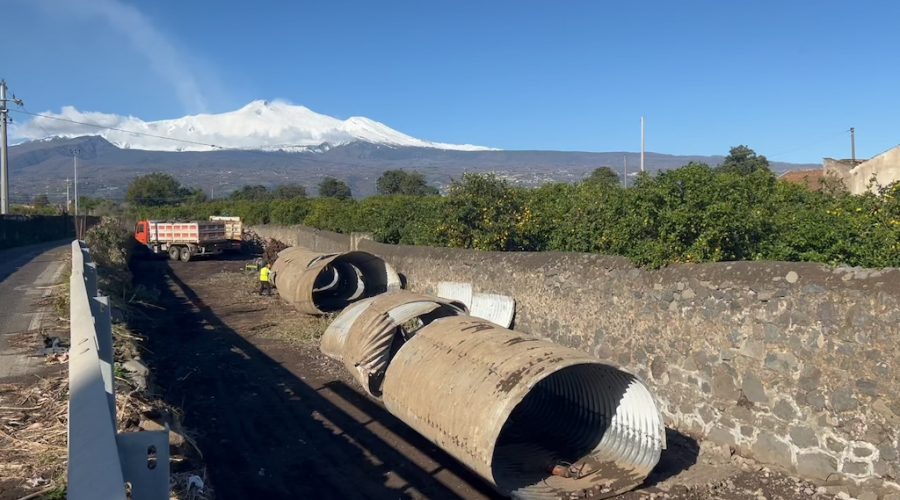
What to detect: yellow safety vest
<box><xmin>260</xmin><ymin>267</ymin><xmax>270</xmax><ymax>282</ymax></box>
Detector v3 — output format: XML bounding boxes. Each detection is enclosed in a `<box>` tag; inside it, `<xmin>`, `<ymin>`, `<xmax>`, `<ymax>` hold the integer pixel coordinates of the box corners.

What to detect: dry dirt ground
<box><xmin>131</xmin><ymin>253</ymin><xmax>843</xmax><ymax>500</ymax></box>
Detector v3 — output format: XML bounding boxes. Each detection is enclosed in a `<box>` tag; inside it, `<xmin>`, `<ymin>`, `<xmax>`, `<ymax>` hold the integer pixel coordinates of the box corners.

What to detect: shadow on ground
<box><xmin>640</xmin><ymin>428</ymin><xmax>701</xmax><ymax>488</ymax></box>
<box><xmin>128</xmin><ymin>256</ymin><xmax>501</xmax><ymax>500</ymax></box>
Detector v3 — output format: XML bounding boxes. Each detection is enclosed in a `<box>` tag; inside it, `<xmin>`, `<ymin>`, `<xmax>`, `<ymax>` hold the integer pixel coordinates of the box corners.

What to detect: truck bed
<box><xmin>148</xmin><ymin>221</ymin><xmax>227</xmax><ymax>244</ymax></box>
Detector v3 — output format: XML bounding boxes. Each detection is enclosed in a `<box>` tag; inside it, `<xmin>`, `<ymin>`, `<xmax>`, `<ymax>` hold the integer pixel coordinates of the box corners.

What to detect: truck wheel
<box><xmin>180</xmin><ymin>247</ymin><xmax>192</xmax><ymax>262</ymax></box>
<box><xmin>168</xmin><ymin>247</ymin><xmax>180</xmax><ymax>260</ymax></box>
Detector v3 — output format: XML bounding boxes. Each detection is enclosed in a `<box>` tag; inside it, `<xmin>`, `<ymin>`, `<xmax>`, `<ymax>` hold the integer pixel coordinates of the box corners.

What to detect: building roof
<box><xmin>779</xmin><ymin>169</ymin><xmax>827</xmax><ymax>190</ymax></box>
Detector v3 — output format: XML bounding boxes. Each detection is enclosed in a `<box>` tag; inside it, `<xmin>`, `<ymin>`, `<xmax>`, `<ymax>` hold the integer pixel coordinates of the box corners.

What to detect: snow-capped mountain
<box><xmin>12</xmin><ymin>100</ymin><xmax>493</xmax><ymax>152</ymax></box>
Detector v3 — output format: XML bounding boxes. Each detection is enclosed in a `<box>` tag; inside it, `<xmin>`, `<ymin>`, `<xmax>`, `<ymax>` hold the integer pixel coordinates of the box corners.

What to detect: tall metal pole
<box><xmin>640</xmin><ymin>116</ymin><xmax>645</xmax><ymax>173</ymax></box>
<box><xmin>73</xmin><ymin>152</ymin><xmax>79</xmax><ymax>217</ymax></box>
<box><xmin>623</xmin><ymin>155</ymin><xmax>627</xmax><ymax>188</ymax></box>
<box><xmin>1</xmin><ymin>80</ymin><xmax>9</xmax><ymax>215</ymax></box>
<box><xmin>850</xmin><ymin>127</ymin><xmax>856</xmax><ymax>164</ymax></box>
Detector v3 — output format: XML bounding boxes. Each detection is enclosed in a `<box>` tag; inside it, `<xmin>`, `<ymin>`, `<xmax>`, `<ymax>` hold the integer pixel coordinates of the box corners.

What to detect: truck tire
<box><xmin>168</xmin><ymin>246</ymin><xmax>180</xmax><ymax>261</ymax></box>
<box><xmin>180</xmin><ymin>246</ymin><xmax>192</xmax><ymax>262</ymax></box>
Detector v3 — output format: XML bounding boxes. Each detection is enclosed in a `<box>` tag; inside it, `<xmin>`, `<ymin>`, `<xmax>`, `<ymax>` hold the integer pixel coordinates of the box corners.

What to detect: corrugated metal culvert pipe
<box><xmin>320</xmin><ymin>291</ymin><xmax>469</xmax><ymax>398</ymax></box>
<box><xmin>271</xmin><ymin>247</ymin><xmax>401</xmax><ymax>315</ymax></box>
<box><xmin>324</xmin><ymin>307</ymin><xmax>665</xmax><ymax>499</ymax></box>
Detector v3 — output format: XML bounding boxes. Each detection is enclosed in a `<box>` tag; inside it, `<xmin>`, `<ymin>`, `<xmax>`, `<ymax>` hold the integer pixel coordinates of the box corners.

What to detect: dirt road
<box><xmin>131</xmin><ymin>254</ymin><xmax>828</xmax><ymax>500</ymax></box>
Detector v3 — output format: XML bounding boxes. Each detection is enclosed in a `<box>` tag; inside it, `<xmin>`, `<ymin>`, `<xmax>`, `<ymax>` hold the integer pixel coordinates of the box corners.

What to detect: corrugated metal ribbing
<box><xmin>379</xmin><ymin>316</ymin><xmax>664</xmax><ymax>499</ymax></box>
<box><xmin>320</xmin><ymin>291</ymin><xmax>468</xmax><ymax>398</ymax></box>
<box><xmin>271</xmin><ymin>246</ymin><xmax>401</xmax><ymax>314</ymax></box>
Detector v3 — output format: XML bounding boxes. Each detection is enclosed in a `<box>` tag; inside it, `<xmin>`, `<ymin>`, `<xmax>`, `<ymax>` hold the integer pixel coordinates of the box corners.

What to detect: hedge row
<box><xmin>135</xmin><ymin>165</ymin><xmax>900</xmax><ymax>268</ymax></box>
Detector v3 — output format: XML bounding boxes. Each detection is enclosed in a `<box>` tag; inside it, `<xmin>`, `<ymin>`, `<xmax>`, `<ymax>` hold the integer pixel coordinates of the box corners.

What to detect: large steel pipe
<box><xmin>380</xmin><ymin>316</ymin><xmax>665</xmax><ymax>499</ymax></box>
<box><xmin>320</xmin><ymin>291</ymin><xmax>468</xmax><ymax>398</ymax></box>
<box><xmin>271</xmin><ymin>247</ymin><xmax>401</xmax><ymax>315</ymax></box>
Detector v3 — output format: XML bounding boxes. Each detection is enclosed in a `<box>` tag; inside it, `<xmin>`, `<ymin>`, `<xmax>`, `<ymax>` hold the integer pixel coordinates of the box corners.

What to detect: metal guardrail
<box><xmin>68</xmin><ymin>240</ymin><xmax>168</xmax><ymax>499</ymax></box>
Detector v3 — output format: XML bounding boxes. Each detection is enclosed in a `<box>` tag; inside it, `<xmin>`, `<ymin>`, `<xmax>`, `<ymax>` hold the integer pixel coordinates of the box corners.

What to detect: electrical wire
<box><xmin>766</xmin><ymin>130</ymin><xmax>848</xmax><ymax>161</ymax></box>
<box><xmin>10</xmin><ymin>108</ymin><xmax>227</xmax><ymax>150</ymax></box>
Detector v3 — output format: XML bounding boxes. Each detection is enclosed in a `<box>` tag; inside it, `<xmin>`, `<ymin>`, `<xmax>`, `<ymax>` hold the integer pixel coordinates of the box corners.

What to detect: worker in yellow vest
<box><xmin>259</xmin><ymin>262</ymin><xmax>272</xmax><ymax>296</ymax></box>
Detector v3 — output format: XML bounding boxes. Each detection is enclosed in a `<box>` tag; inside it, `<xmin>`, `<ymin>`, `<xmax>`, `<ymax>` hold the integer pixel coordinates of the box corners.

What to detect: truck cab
<box><xmin>134</xmin><ymin>220</ymin><xmax>150</xmax><ymax>247</ymax></box>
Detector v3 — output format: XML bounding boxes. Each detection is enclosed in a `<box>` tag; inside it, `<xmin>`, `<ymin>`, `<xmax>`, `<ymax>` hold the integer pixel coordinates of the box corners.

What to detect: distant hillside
<box><xmin>7</xmin><ymin>135</ymin><xmax>819</xmax><ymax>202</ymax></box>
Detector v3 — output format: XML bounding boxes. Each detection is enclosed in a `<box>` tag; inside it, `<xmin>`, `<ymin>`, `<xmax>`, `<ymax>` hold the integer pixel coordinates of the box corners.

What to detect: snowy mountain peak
<box><xmin>12</xmin><ymin>100</ymin><xmax>494</xmax><ymax>153</ymax></box>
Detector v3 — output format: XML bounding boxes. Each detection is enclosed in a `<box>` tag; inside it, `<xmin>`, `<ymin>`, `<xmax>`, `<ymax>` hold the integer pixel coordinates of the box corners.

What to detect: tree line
<box><xmin>116</xmin><ymin>147</ymin><xmax>900</xmax><ymax>268</ymax></box>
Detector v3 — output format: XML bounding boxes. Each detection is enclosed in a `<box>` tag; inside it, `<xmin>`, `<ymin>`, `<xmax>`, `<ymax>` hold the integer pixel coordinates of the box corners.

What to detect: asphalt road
<box><xmin>0</xmin><ymin>240</ymin><xmax>70</xmax><ymax>382</ymax></box>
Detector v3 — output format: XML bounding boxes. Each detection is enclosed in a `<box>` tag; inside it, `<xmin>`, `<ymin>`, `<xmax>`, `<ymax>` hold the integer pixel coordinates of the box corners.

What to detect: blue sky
<box><xmin>6</xmin><ymin>0</ymin><xmax>900</xmax><ymax>163</ymax></box>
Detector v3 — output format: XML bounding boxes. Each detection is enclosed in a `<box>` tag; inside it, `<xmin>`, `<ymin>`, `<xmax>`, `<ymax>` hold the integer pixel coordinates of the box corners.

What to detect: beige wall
<box><xmin>827</xmin><ymin>147</ymin><xmax>900</xmax><ymax>195</ymax></box>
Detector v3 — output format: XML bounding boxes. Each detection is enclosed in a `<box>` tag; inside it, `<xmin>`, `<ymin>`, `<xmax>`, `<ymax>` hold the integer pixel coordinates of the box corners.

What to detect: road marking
<box><xmin>28</xmin><ymin>311</ymin><xmax>44</xmax><ymax>332</ymax></box>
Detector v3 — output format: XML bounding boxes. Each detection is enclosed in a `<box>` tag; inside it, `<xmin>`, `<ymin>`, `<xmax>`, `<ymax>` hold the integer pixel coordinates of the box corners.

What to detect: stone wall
<box><xmin>253</xmin><ymin>224</ymin><xmax>900</xmax><ymax>496</ymax></box>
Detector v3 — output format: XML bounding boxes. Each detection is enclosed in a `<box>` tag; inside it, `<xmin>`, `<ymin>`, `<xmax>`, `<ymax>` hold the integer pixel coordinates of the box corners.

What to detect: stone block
<box><xmin>796</xmin><ymin>451</ymin><xmax>838</xmax><ymax>481</ymax></box>
<box><xmin>707</xmin><ymin>426</ymin><xmax>737</xmax><ymax>446</ymax></box>
<box><xmin>712</xmin><ymin>365</ymin><xmax>740</xmax><ymax>401</ymax></box>
<box><xmin>751</xmin><ymin>431</ymin><xmax>793</xmax><ymax>470</ymax></box>
<box><xmin>739</xmin><ymin>340</ymin><xmax>766</xmax><ymax>361</ymax></box>
<box><xmin>826</xmin><ymin>437</ymin><xmax>846</xmax><ymax>453</ymax></box>
<box><xmin>878</xmin><ymin>441</ymin><xmax>898</xmax><ymax>461</ymax></box>
<box><xmin>764</xmin><ymin>351</ymin><xmax>799</xmax><ymax>374</ymax></box>
<box><xmin>797</xmin><ymin>366</ymin><xmax>822</xmax><ymax>391</ymax></box>
<box><xmin>804</xmin><ymin>390</ymin><xmax>827</xmax><ymax>411</ymax></box>
<box><xmin>841</xmin><ymin>461</ymin><xmax>869</xmax><ymax>476</ymax></box>
<box><xmin>831</xmin><ymin>387</ymin><xmax>858</xmax><ymax>413</ymax></box>
<box><xmin>855</xmin><ymin>379</ymin><xmax>879</xmax><ymax>397</ymax></box>
<box><xmin>741</xmin><ymin>373</ymin><xmax>768</xmax><ymax>404</ymax></box>
<box><xmin>773</xmin><ymin>399</ymin><xmax>798</xmax><ymax>421</ymax></box>
<box><xmin>650</xmin><ymin>356</ymin><xmax>667</xmax><ymax>380</ymax></box>
<box><xmin>789</xmin><ymin>426</ymin><xmax>818</xmax><ymax>448</ymax></box>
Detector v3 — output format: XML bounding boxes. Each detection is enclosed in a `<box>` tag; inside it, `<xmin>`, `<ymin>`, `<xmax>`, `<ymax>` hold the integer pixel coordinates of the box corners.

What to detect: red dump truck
<box><xmin>134</xmin><ymin>220</ymin><xmax>230</xmax><ymax>261</ymax></box>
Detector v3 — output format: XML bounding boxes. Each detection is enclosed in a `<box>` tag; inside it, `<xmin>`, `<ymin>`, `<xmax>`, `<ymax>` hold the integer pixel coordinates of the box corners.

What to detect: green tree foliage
<box><xmin>126</xmin><ymin>173</ymin><xmax>205</xmax><ymax>206</ymax></box>
<box><xmin>442</xmin><ymin>173</ymin><xmax>531</xmax><ymax>251</ymax></box>
<box><xmin>273</xmin><ymin>183</ymin><xmax>308</xmax><ymax>199</ymax></box>
<box><xmin>376</xmin><ymin>169</ymin><xmax>439</xmax><ymax>196</ymax></box>
<box><xmin>584</xmin><ymin>166</ymin><xmax>621</xmax><ymax>187</ymax></box>
<box><xmin>131</xmin><ymin>161</ymin><xmax>900</xmax><ymax>268</ymax></box>
<box><xmin>229</xmin><ymin>185</ymin><xmax>270</xmax><ymax>201</ymax></box>
<box><xmin>302</xmin><ymin>197</ymin><xmax>358</xmax><ymax>232</ymax></box>
<box><xmin>318</xmin><ymin>177</ymin><xmax>352</xmax><ymax>200</ymax></box>
<box><xmin>717</xmin><ymin>145</ymin><xmax>770</xmax><ymax>175</ymax></box>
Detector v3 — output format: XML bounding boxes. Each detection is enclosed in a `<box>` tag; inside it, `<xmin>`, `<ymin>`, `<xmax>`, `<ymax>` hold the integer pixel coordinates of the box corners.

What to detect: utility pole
<box><xmin>623</xmin><ymin>155</ymin><xmax>628</xmax><ymax>188</ymax></box>
<box><xmin>0</xmin><ymin>80</ymin><xmax>23</xmax><ymax>215</ymax></box>
<box><xmin>73</xmin><ymin>150</ymin><xmax>79</xmax><ymax>217</ymax></box>
<box><xmin>1</xmin><ymin>81</ymin><xmax>9</xmax><ymax>214</ymax></box>
<box><xmin>65</xmin><ymin>178</ymin><xmax>71</xmax><ymax>213</ymax></box>
<box><xmin>640</xmin><ymin>116</ymin><xmax>646</xmax><ymax>173</ymax></box>
<box><xmin>850</xmin><ymin>127</ymin><xmax>856</xmax><ymax>164</ymax></box>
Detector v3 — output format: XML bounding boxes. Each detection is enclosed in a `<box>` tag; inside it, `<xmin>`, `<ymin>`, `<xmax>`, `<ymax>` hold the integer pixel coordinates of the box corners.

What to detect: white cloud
<box><xmin>30</xmin><ymin>0</ymin><xmax>217</xmax><ymax>113</ymax></box>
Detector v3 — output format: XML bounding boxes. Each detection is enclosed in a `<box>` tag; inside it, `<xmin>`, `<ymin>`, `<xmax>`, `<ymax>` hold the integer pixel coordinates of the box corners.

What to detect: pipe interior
<box><xmin>311</xmin><ymin>255</ymin><xmax>395</xmax><ymax>312</ymax></box>
<box><xmin>492</xmin><ymin>363</ymin><xmax>652</xmax><ymax>498</ymax></box>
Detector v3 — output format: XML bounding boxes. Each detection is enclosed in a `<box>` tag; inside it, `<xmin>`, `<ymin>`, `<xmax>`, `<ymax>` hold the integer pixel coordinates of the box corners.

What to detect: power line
<box><xmin>11</xmin><ymin>108</ymin><xmax>226</xmax><ymax>150</ymax></box>
<box><xmin>766</xmin><ymin>130</ymin><xmax>848</xmax><ymax>161</ymax></box>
